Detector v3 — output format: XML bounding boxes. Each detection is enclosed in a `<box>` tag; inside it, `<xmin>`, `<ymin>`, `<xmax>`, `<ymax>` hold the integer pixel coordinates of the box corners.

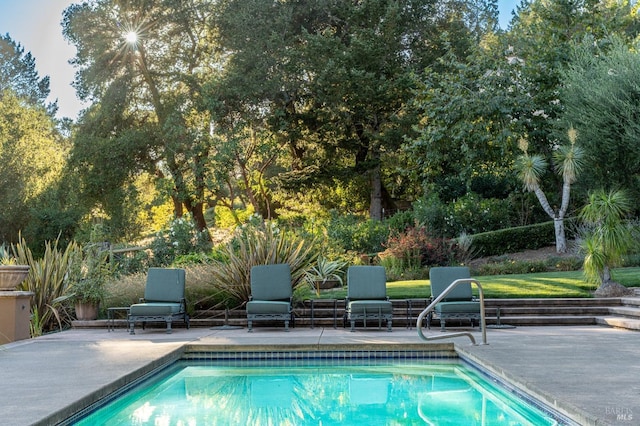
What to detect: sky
<box><xmin>0</xmin><ymin>0</ymin><xmax>520</xmax><ymax>121</ymax></box>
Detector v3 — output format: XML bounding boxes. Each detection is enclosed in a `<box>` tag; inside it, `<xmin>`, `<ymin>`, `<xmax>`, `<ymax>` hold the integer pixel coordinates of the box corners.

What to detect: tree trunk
<box><xmin>602</xmin><ymin>265</ymin><xmax>611</xmax><ymax>283</ymax></box>
<box><xmin>369</xmin><ymin>161</ymin><xmax>383</xmax><ymax>220</ymax></box>
<box><xmin>532</xmin><ymin>184</ymin><xmax>567</xmax><ymax>253</ymax></box>
<box><xmin>553</xmin><ymin>217</ymin><xmax>567</xmax><ymax>253</ymax></box>
<box><xmin>189</xmin><ymin>202</ymin><xmax>211</xmax><ymax>242</ymax></box>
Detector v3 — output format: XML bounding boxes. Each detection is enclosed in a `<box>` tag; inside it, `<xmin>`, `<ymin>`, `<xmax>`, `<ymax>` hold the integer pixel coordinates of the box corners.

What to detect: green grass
<box><xmin>300</xmin><ymin>267</ymin><xmax>640</xmax><ymax>300</ymax></box>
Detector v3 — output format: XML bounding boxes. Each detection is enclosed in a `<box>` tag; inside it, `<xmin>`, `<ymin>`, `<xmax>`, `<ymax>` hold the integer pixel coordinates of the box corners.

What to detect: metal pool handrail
<box><xmin>416</xmin><ymin>278</ymin><xmax>488</xmax><ymax>345</ymax></box>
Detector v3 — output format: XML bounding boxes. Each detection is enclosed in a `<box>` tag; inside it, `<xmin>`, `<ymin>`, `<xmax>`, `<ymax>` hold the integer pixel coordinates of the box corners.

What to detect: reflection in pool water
<box><xmin>74</xmin><ymin>360</ymin><xmax>566</xmax><ymax>425</ymax></box>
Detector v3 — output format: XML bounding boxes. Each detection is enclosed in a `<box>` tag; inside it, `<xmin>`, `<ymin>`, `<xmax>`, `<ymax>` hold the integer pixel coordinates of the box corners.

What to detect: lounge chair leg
<box><xmin>128</xmin><ymin>320</ymin><xmax>135</xmax><ymax>335</ymax></box>
<box><xmin>440</xmin><ymin>319</ymin><xmax>446</xmax><ymax>332</ymax></box>
<box><xmin>284</xmin><ymin>320</ymin><xmax>290</xmax><ymax>331</ymax></box>
<box><xmin>387</xmin><ymin>319</ymin><xmax>392</xmax><ymax>332</ymax></box>
<box><xmin>350</xmin><ymin>320</ymin><xmax>355</xmax><ymax>332</ymax></box>
<box><xmin>248</xmin><ymin>320</ymin><xmax>253</xmax><ymax>332</ymax></box>
<box><xmin>166</xmin><ymin>319</ymin><xmax>172</xmax><ymax>334</ymax></box>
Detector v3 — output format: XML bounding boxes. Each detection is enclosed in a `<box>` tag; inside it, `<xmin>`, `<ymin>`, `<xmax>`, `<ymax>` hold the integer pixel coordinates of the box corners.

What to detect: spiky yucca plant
<box><xmin>208</xmin><ymin>219</ymin><xmax>320</xmax><ymax>304</ymax></box>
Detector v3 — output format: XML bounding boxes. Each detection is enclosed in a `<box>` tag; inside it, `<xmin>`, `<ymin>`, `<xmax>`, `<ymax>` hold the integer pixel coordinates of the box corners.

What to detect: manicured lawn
<box><xmin>303</xmin><ymin>267</ymin><xmax>640</xmax><ymax>300</ymax></box>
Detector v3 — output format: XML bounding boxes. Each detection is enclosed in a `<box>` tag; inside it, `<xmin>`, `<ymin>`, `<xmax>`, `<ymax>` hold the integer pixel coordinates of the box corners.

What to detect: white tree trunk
<box><xmin>532</xmin><ymin>185</ymin><xmax>567</xmax><ymax>253</ymax></box>
<box><xmin>553</xmin><ymin>218</ymin><xmax>567</xmax><ymax>253</ymax></box>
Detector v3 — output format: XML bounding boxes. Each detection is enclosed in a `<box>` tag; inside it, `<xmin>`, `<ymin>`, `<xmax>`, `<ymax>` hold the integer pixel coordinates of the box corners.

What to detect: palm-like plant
<box><xmin>515</xmin><ymin>128</ymin><xmax>584</xmax><ymax>253</ymax></box>
<box><xmin>580</xmin><ymin>189</ymin><xmax>633</xmax><ymax>291</ymax></box>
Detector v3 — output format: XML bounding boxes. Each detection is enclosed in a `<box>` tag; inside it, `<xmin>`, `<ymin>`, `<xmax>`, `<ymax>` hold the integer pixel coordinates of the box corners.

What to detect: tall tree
<box><xmin>0</xmin><ymin>34</ymin><xmax>55</xmax><ymax>114</ymax></box>
<box><xmin>213</xmin><ymin>0</ymin><xmax>486</xmax><ymax>220</ymax></box>
<box><xmin>508</xmin><ymin>0</ymin><xmax>638</xmax><ymax>155</ymax></box>
<box><xmin>408</xmin><ymin>32</ymin><xmax>529</xmax><ymax>195</ymax></box>
<box><xmin>0</xmin><ymin>91</ymin><xmax>65</xmax><ymax>243</ymax></box>
<box><xmin>562</xmin><ymin>36</ymin><xmax>640</xmax><ymax>204</ymax></box>
<box><xmin>63</xmin><ymin>0</ymin><xmax>220</xmax><ymax>239</ymax></box>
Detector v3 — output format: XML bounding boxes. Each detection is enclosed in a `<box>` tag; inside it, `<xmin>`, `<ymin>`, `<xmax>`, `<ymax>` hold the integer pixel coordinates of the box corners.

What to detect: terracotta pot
<box><xmin>0</xmin><ymin>265</ymin><xmax>30</xmax><ymax>291</ymax></box>
<box><xmin>75</xmin><ymin>302</ymin><xmax>99</xmax><ymax>321</ymax></box>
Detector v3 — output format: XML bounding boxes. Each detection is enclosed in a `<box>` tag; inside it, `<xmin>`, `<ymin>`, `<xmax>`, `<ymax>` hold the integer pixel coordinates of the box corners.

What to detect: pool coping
<box><xmin>3</xmin><ymin>325</ymin><xmax>635</xmax><ymax>426</ymax></box>
<box><xmin>456</xmin><ymin>347</ymin><xmax>594</xmax><ymax>426</ymax></box>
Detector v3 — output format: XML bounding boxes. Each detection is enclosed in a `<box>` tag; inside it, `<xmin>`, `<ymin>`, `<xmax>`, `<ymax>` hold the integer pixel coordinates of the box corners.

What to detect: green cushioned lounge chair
<box><xmin>428</xmin><ymin>266</ymin><xmax>480</xmax><ymax>332</ymax></box>
<box><xmin>344</xmin><ymin>265</ymin><xmax>392</xmax><ymax>332</ymax></box>
<box><xmin>128</xmin><ymin>268</ymin><xmax>190</xmax><ymax>334</ymax></box>
<box><xmin>247</xmin><ymin>263</ymin><xmax>294</xmax><ymax>332</ymax></box>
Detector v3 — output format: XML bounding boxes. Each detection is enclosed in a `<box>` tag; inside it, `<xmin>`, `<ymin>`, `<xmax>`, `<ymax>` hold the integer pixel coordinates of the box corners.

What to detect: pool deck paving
<box><xmin>1</xmin><ymin>324</ymin><xmax>638</xmax><ymax>426</ymax></box>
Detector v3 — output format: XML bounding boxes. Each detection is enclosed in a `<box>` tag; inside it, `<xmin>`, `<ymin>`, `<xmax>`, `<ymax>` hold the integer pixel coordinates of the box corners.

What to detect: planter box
<box><xmin>75</xmin><ymin>302</ymin><xmax>99</xmax><ymax>321</ymax></box>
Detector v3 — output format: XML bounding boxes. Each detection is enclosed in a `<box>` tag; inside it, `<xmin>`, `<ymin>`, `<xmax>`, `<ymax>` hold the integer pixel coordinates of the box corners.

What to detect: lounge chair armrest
<box><xmin>138</xmin><ymin>298</ymin><xmax>145</xmax><ymax>303</ymax></box>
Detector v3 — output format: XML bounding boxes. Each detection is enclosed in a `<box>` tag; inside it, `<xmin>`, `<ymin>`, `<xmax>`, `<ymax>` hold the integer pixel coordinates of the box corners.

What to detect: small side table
<box><xmin>405</xmin><ymin>298</ymin><xmax>431</xmax><ymax>329</ymax></box>
<box><xmin>308</xmin><ymin>299</ymin><xmax>339</xmax><ymax>329</ymax></box>
<box><xmin>107</xmin><ymin>306</ymin><xmax>130</xmax><ymax>332</ymax></box>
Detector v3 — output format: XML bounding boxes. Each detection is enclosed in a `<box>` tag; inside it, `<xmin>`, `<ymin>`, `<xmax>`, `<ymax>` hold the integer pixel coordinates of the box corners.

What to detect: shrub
<box><xmin>470</xmin><ymin>222</ymin><xmax>557</xmax><ymax>257</ymax></box>
<box><xmin>379</xmin><ymin>226</ymin><xmax>455</xmax><ymax>279</ymax></box>
<box><xmin>149</xmin><ymin>215</ymin><xmax>211</xmax><ymax>266</ymax></box>
<box><xmin>473</xmin><ymin>260</ymin><xmax>550</xmax><ymax>276</ymax></box>
<box><xmin>325</xmin><ymin>212</ymin><xmax>389</xmax><ymax>254</ymax></box>
<box><xmin>412</xmin><ymin>194</ymin><xmax>448</xmax><ymax>237</ymax></box>
<box><xmin>112</xmin><ymin>247</ymin><xmax>150</xmax><ymax>275</ymax></box>
<box><xmin>67</xmin><ymin>243</ymin><xmax>116</xmax><ymax>306</ymax></box>
<box><xmin>444</xmin><ymin>194</ymin><xmax>513</xmax><ymax>236</ymax></box>
<box><xmin>470</xmin><ymin>255</ymin><xmax>583</xmax><ymax>276</ymax></box>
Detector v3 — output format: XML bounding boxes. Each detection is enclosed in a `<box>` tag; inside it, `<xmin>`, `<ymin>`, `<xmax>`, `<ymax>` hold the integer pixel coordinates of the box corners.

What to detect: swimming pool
<box><xmin>68</xmin><ymin>350</ymin><xmax>574</xmax><ymax>425</ymax></box>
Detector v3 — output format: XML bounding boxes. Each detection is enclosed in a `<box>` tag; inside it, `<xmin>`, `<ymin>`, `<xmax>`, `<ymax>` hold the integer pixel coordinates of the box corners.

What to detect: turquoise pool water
<box><xmin>73</xmin><ymin>358</ymin><xmax>565</xmax><ymax>425</ymax></box>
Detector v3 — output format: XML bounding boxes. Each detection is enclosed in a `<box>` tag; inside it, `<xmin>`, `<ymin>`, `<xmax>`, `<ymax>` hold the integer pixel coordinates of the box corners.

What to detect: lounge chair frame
<box><xmin>247</xmin><ymin>264</ymin><xmax>294</xmax><ymax>331</ymax></box>
<box><xmin>428</xmin><ymin>266</ymin><xmax>481</xmax><ymax>331</ymax></box>
<box><xmin>344</xmin><ymin>265</ymin><xmax>392</xmax><ymax>332</ymax></box>
<box><xmin>127</xmin><ymin>268</ymin><xmax>190</xmax><ymax>334</ymax></box>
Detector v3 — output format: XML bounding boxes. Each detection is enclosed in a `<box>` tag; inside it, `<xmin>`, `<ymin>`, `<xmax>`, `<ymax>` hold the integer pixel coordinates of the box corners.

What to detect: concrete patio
<box><xmin>1</xmin><ymin>324</ymin><xmax>638</xmax><ymax>425</ymax></box>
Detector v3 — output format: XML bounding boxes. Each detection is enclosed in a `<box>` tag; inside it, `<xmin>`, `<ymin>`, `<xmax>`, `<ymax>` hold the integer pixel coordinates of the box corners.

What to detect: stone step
<box><xmin>608</xmin><ymin>306</ymin><xmax>640</xmax><ymax>318</ymax></box>
<box><xmin>484</xmin><ymin>298</ymin><xmax>622</xmax><ymax>307</ymax></box>
<box><xmin>485</xmin><ymin>315</ymin><xmax>596</xmax><ymax>326</ymax></box>
<box><xmin>595</xmin><ymin>316</ymin><xmax>640</xmax><ymax>331</ymax></box>
<box><xmin>620</xmin><ymin>297</ymin><xmax>640</xmax><ymax>307</ymax></box>
<box><xmin>300</xmin><ymin>298</ymin><xmax>622</xmax><ymax>308</ymax></box>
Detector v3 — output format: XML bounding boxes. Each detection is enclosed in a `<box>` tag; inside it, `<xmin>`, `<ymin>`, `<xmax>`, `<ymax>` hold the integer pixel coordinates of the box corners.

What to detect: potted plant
<box><xmin>305</xmin><ymin>257</ymin><xmax>347</xmax><ymax>296</ymax></box>
<box><xmin>68</xmin><ymin>244</ymin><xmax>114</xmax><ymax>320</ymax></box>
<box><xmin>0</xmin><ymin>246</ymin><xmax>30</xmax><ymax>291</ymax></box>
